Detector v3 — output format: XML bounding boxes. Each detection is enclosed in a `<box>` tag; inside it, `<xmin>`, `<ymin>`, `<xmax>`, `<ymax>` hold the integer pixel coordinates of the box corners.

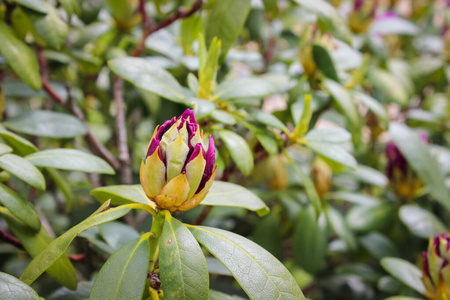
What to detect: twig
<box><xmin>36</xmin><ymin>45</ymin><xmax>53</xmax><ymax>110</ymax></box>
<box><xmin>132</xmin><ymin>0</ymin><xmax>203</xmax><ymax>57</ymax></box>
<box><xmin>113</xmin><ymin>76</ymin><xmax>132</xmax><ymax>184</ymax></box>
<box><xmin>41</xmin><ymin>80</ymin><xmax>66</xmax><ymax>104</ymax></box>
<box><xmin>68</xmin><ymin>253</ymin><xmax>87</xmax><ymax>263</ymax></box>
<box><xmin>0</xmin><ymin>229</ymin><xmax>24</xmax><ymax>250</ymax></box>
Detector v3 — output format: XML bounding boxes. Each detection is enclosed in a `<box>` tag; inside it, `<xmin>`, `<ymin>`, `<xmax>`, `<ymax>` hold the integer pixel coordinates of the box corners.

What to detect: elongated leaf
<box><xmin>0</xmin><ymin>183</ymin><xmax>40</xmax><ymax>231</ymax></box>
<box><xmin>248</xmin><ymin>109</ymin><xmax>286</xmax><ymax>131</ymax></box>
<box><xmin>353</xmin><ymin>91</ymin><xmax>388</xmax><ymax>124</ymax></box>
<box><xmin>0</xmin><ymin>154</ymin><xmax>45</xmax><ymax>190</ymax></box>
<box><xmin>0</xmin><ymin>272</ymin><xmax>40</xmax><ymax>300</ymax></box>
<box><xmin>4</xmin><ymin>110</ymin><xmax>86</xmax><ymax>138</ymax></box>
<box><xmin>160</xmin><ymin>215</ymin><xmax>209</xmax><ymax>300</ymax></box>
<box><xmin>219</xmin><ymin>130</ymin><xmax>254</xmax><ymax>176</ymax></box>
<box><xmin>91</xmin><ymin>185</ymin><xmax>152</xmax><ymax>206</ymax></box>
<box><xmin>399</xmin><ymin>205</ymin><xmax>446</xmax><ymax>239</ymax></box>
<box><xmin>252</xmin><ymin>212</ymin><xmax>282</xmax><ymax>259</ymax></box>
<box><xmin>326</xmin><ymin>192</ymin><xmax>380</xmax><ymax>206</ymax></box>
<box><xmin>47</xmin><ymin>168</ymin><xmax>73</xmax><ymax>212</ymax></box>
<box><xmin>293</xmin><ymin>206</ymin><xmax>327</xmax><ymax>274</ymax></box>
<box><xmin>305</xmin><ymin>142</ymin><xmax>357</xmax><ymax>171</ymax></box>
<box><xmin>0</xmin><ymin>21</ymin><xmax>41</xmax><ymax>90</ymax></box>
<box><xmin>312</xmin><ymin>44</ymin><xmax>339</xmax><ymax>82</ymax></box>
<box><xmin>294</xmin><ymin>0</ymin><xmax>352</xmax><ymax>44</ymax></box>
<box><xmin>188</xmin><ymin>225</ymin><xmax>304</xmax><ymax>300</ymax></box>
<box><xmin>0</xmin><ymin>143</ymin><xmax>12</xmax><ymax>156</ymax></box>
<box><xmin>31</xmin><ymin>3</ymin><xmax>68</xmax><ymax>49</ymax></box>
<box><xmin>0</xmin><ymin>126</ymin><xmax>38</xmax><ymax>155</ymax></box>
<box><xmin>4</xmin><ymin>214</ymin><xmax>77</xmax><ymax>289</ymax></box>
<box><xmin>209</xmin><ymin>289</ymin><xmax>246</xmax><ymax>300</ymax></box>
<box><xmin>346</xmin><ymin>203</ymin><xmax>397</xmax><ymax>232</ymax></box>
<box><xmin>204</xmin><ymin>0</ymin><xmax>251</xmax><ymax>55</ymax></box>
<box><xmin>215</xmin><ymin>76</ymin><xmax>290</xmax><ymax>100</ymax></box>
<box><xmin>341</xmin><ymin>165</ymin><xmax>388</xmax><ymax>187</ymax></box>
<box><xmin>98</xmin><ymin>221</ymin><xmax>140</xmax><ymax>251</ymax></box>
<box><xmin>21</xmin><ymin>205</ymin><xmax>131</xmax><ymax>285</ymax></box>
<box><xmin>325</xmin><ymin>206</ymin><xmax>357</xmax><ymax>250</ymax></box>
<box><xmin>290</xmin><ymin>159</ymin><xmax>322</xmax><ymax>216</ymax></box>
<box><xmin>109</xmin><ymin>57</ymin><xmax>185</xmax><ymax>102</ymax></box>
<box><xmin>12</xmin><ymin>0</ymin><xmax>47</xmax><ymax>13</ymax></box>
<box><xmin>25</xmin><ymin>149</ymin><xmax>115</xmax><ymax>174</ymax></box>
<box><xmin>304</xmin><ymin>127</ymin><xmax>351</xmax><ymax>144</ymax></box>
<box><xmin>380</xmin><ymin>257</ymin><xmax>425</xmax><ymax>294</ymax></box>
<box><xmin>293</xmin><ymin>94</ymin><xmax>312</xmax><ymax>138</ymax></box>
<box><xmin>323</xmin><ymin>79</ymin><xmax>360</xmax><ymax>130</ymax></box>
<box><xmin>390</xmin><ymin>123</ymin><xmax>450</xmax><ymax>211</ymax></box>
<box><xmin>90</xmin><ymin>237</ymin><xmax>150</xmax><ymax>300</ymax></box>
<box><xmin>360</xmin><ymin>232</ymin><xmax>400</xmax><ymax>259</ymax></box>
<box><xmin>201</xmin><ymin>181</ymin><xmax>269</xmax><ymax>216</ymax></box>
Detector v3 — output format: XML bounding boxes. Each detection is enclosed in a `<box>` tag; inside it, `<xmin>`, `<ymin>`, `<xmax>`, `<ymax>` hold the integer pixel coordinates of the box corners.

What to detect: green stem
<box><xmin>148</xmin><ymin>210</ymin><xmax>166</xmax><ymax>272</ymax></box>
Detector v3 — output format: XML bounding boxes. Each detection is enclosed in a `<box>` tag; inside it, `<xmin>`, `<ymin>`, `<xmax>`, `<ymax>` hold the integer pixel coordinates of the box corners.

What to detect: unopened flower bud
<box><xmin>140</xmin><ymin>109</ymin><xmax>216</xmax><ymax>212</ymax></box>
<box><xmin>385</xmin><ymin>134</ymin><xmax>427</xmax><ymax>199</ymax></box>
<box><xmin>298</xmin><ymin>25</ymin><xmax>333</xmax><ymax>76</ymax></box>
<box><xmin>422</xmin><ymin>233</ymin><xmax>450</xmax><ymax>300</ymax></box>
<box><xmin>349</xmin><ymin>0</ymin><xmax>378</xmax><ymax>34</ymax></box>
<box><xmin>263</xmin><ymin>154</ymin><xmax>288</xmax><ymax>191</ymax></box>
<box><xmin>311</xmin><ymin>157</ymin><xmax>332</xmax><ymax>198</ymax></box>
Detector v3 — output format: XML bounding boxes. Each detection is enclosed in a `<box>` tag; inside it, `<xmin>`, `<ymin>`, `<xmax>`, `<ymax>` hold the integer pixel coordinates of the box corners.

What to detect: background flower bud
<box><xmin>422</xmin><ymin>234</ymin><xmax>450</xmax><ymax>300</ymax></box>
<box><xmin>385</xmin><ymin>134</ymin><xmax>427</xmax><ymax>199</ymax></box>
<box><xmin>140</xmin><ymin>109</ymin><xmax>216</xmax><ymax>212</ymax></box>
<box><xmin>349</xmin><ymin>0</ymin><xmax>378</xmax><ymax>34</ymax></box>
<box><xmin>311</xmin><ymin>157</ymin><xmax>332</xmax><ymax>198</ymax></box>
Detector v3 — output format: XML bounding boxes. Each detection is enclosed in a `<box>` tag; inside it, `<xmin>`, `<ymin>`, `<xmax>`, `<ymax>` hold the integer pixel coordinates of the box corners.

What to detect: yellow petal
<box><xmin>185</xmin><ymin>150</ymin><xmax>206</xmax><ymax>200</ymax></box>
<box><xmin>165</xmin><ymin>133</ymin><xmax>189</xmax><ymax>182</ymax></box>
<box><xmin>155</xmin><ymin>173</ymin><xmax>190</xmax><ymax>211</ymax></box>
<box><xmin>178</xmin><ymin>166</ymin><xmax>217</xmax><ymax>211</ymax></box>
<box><xmin>145</xmin><ymin>149</ymin><xmax>166</xmax><ymax>197</ymax></box>
<box><xmin>139</xmin><ymin>159</ymin><xmax>152</xmax><ymax>199</ymax></box>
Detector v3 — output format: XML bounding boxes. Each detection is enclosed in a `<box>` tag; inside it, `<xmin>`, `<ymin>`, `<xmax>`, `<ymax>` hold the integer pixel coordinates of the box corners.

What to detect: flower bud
<box><xmin>298</xmin><ymin>25</ymin><xmax>333</xmax><ymax>76</ymax></box>
<box><xmin>311</xmin><ymin>157</ymin><xmax>332</xmax><ymax>198</ymax></box>
<box><xmin>422</xmin><ymin>234</ymin><xmax>450</xmax><ymax>300</ymax></box>
<box><xmin>140</xmin><ymin>109</ymin><xmax>216</xmax><ymax>212</ymax></box>
<box><xmin>385</xmin><ymin>134</ymin><xmax>427</xmax><ymax>199</ymax></box>
<box><xmin>263</xmin><ymin>154</ymin><xmax>288</xmax><ymax>191</ymax></box>
<box><xmin>349</xmin><ymin>0</ymin><xmax>378</xmax><ymax>34</ymax></box>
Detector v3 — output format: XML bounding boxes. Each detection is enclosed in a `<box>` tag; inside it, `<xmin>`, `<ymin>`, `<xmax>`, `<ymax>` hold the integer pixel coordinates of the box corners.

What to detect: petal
<box><xmin>156</xmin><ymin>117</ymin><xmax>176</xmax><ymax>140</ymax></box>
<box><xmin>155</xmin><ymin>173</ymin><xmax>190</xmax><ymax>211</ymax></box>
<box><xmin>178</xmin><ymin>166</ymin><xmax>217</xmax><ymax>212</ymax></box>
<box><xmin>146</xmin><ymin>138</ymin><xmax>160</xmax><ymax>158</ymax></box>
<box><xmin>165</xmin><ymin>133</ymin><xmax>189</xmax><ymax>182</ymax></box>
<box><xmin>190</xmin><ymin>129</ymin><xmax>203</xmax><ymax>149</ymax></box>
<box><xmin>145</xmin><ymin>147</ymin><xmax>166</xmax><ymax>197</ymax></box>
<box><xmin>139</xmin><ymin>159</ymin><xmax>152</xmax><ymax>199</ymax></box>
<box><xmin>197</xmin><ymin>135</ymin><xmax>215</xmax><ymax>193</ymax></box>
<box><xmin>185</xmin><ymin>145</ymin><xmax>206</xmax><ymax>200</ymax></box>
<box><xmin>160</xmin><ymin>118</ymin><xmax>182</xmax><ymax>154</ymax></box>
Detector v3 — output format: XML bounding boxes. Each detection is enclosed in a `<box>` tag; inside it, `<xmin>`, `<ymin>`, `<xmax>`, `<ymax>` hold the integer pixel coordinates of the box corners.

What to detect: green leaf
<box><xmin>290</xmin><ymin>159</ymin><xmax>322</xmax><ymax>216</ymax></box>
<box><xmin>390</xmin><ymin>123</ymin><xmax>450</xmax><ymax>211</ymax></box>
<box><xmin>31</xmin><ymin>3</ymin><xmax>68</xmax><ymax>49</ymax></box>
<box><xmin>0</xmin><ymin>183</ymin><xmax>40</xmax><ymax>231</ymax></box>
<box><xmin>293</xmin><ymin>94</ymin><xmax>312</xmax><ymax>137</ymax></box>
<box><xmin>0</xmin><ymin>126</ymin><xmax>38</xmax><ymax>155</ymax></box>
<box><xmin>370</xmin><ymin>16</ymin><xmax>419</xmax><ymax>36</ymax></box>
<box><xmin>305</xmin><ymin>142</ymin><xmax>357</xmax><ymax>171</ymax></box>
<box><xmin>3</xmin><ymin>214</ymin><xmax>77</xmax><ymax>289</ymax></box>
<box><xmin>0</xmin><ymin>143</ymin><xmax>13</xmax><ymax>155</ymax></box>
<box><xmin>188</xmin><ymin>225</ymin><xmax>304</xmax><ymax>300</ymax></box>
<box><xmin>248</xmin><ymin>109</ymin><xmax>286</xmax><ymax>131</ymax></box>
<box><xmin>180</xmin><ymin>15</ymin><xmax>202</xmax><ymax>54</ymax></box>
<box><xmin>47</xmin><ymin>281</ymin><xmax>93</xmax><ymax>300</ymax></box>
<box><xmin>20</xmin><ymin>204</ymin><xmax>131</xmax><ymax>285</ymax></box>
<box><xmin>98</xmin><ymin>221</ymin><xmax>140</xmax><ymax>251</ymax></box>
<box><xmin>4</xmin><ymin>110</ymin><xmax>87</xmax><ymax>138</ymax></box>
<box><xmin>209</xmin><ymin>289</ymin><xmax>246</xmax><ymax>300</ymax></box>
<box><xmin>294</xmin><ymin>0</ymin><xmax>352</xmax><ymax>44</ymax></box>
<box><xmin>210</xmin><ymin>110</ymin><xmax>236</xmax><ymax>125</ymax></box>
<box><xmin>90</xmin><ymin>185</ymin><xmax>152</xmax><ymax>206</ymax></box>
<box><xmin>326</xmin><ymin>192</ymin><xmax>380</xmax><ymax>206</ymax></box>
<box><xmin>201</xmin><ymin>181</ymin><xmax>269</xmax><ymax>216</ymax></box>
<box><xmin>360</xmin><ymin>232</ymin><xmax>400</xmax><ymax>259</ymax></box>
<box><xmin>188</xmin><ymin>98</ymin><xmax>215</xmax><ymax>119</ymax></box>
<box><xmin>353</xmin><ymin>92</ymin><xmax>388</xmax><ymax>125</ymax></box>
<box><xmin>323</xmin><ymin>79</ymin><xmax>361</xmax><ymax>131</ymax></box>
<box><xmin>12</xmin><ymin>0</ymin><xmax>48</xmax><ymax>13</ymax></box>
<box><xmin>214</xmin><ymin>75</ymin><xmax>291</xmax><ymax>100</ymax></box>
<box><xmin>304</xmin><ymin>127</ymin><xmax>351</xmax><ymax>144</ymax></box>
<box><xmin>253</xmin><ymin>212</ymin><xmax>282</xmax><ymax>259</ymax></box>
<box><xmin>47</xmin><ymin>168</ymin><xmax>73</xmax><ymax>212</ymax></box>
<box><xmin>0</xmin><ymin>272</ymin><xmax>40</xmax><ymax>300</ymax></box>
<box><xmin>312</xmin><ymin>44</ymin><xmax>339</xmax><ymax>82</ymax></box>
<box><xmin>0</xmin><ymin>21</ymin><xmax>41</xmax><ymax>90</ymax></box>
<box><xmin>218</xmin><ymin>130</ymin><xmax>254</xmax><ymax>176</ymax></box>
<box><xmin>90</xmin><ymin>236</ymin><xmax>150</xmax><ymax>300</ymax></box>
<box><xmin>293</xmin><ymin>206</ymin><xmax>327</xmax><ymax>274</ymax></box>
<box><xmin>324</xmin><ymin>206</ymin><xmax>357</xmax><ymax>251</ymax></box>
<box><xmin>58</xmin><ymin>0</ymin><xmax>81</xmax><ymax>17</ymax></box>
<box><xmin>399</xmin><ymin>205</ymin><xmax>446</xmax><ymax>239</ymax></box>
<box><xmin>380</xmin><ymin>257</ymin><xmax>425</xmax><ymax>294</ymax></box>
<box><xmin>368</xmin><ymin>69</ymin><xmax>408</xmax><ymax>106</ymax></box>
<box><xmin>346</xmin><ymin>204</ymin><xmax>397</xmax><ymax>232</ymax></box>
<box><xmin>25</xmin><ymin>149</ymin><xmax>115</xmax><ymax>174</ymax></box>
<box><xmin>341</xmin><ymin>165</ymin><xmax>388</xmax><ymax>188</ymax></box>
<box><xmin>255</xmin><ymin>133</ymin><xmax>278</xmax><ymax>156</ymax></box>
<box><xmin>204</xmin><ymin>0</ymin><xmax>251</xmax><ymax>56</ymax></box>
<box><xmin>0</xmin><ymin>154</ymin><xmax>45</xmax><ymax>190</ymax></box>
<box><xmin>159</xmin><ymin>215</ymin><xmax>209</xmax><ymax>300</ymax></box>
<box><xmin>108</xmin><ymin>57</ymin><xmax>185</xmax><ymax>103</ymax></box>
<box><xmin>262</xmin><ymin>0</ymin><xmax>278</xmax><ymax>16</ymax></box>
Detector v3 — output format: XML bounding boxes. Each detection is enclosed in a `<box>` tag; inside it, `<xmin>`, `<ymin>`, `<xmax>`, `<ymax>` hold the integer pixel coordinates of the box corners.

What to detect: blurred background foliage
<box><xmin>0</xmin><ymin>0</ymin><xmax>449</xmax><ymax>299</ymax></box>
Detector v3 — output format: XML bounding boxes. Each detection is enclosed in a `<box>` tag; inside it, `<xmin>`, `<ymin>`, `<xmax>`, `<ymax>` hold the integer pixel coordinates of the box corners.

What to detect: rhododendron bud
<box><xmin>422</xmin><ymin>233</ymin><xmax>450</xmax><ymax>300</ymax></box>
<box><xmin>385</xmin><ymin>134</ymin><xmax>427</xmax><ymax>199</ymax></box>
<box><xmin>349</xmin><ymin>0</ymin><xmax>378</xmax><ymax>34</ymax></box>
<box><xmin>298</xmin><ymin>25</ymin><xmax>333</xmax><ymax>76</ymax></box>
<box><xmin>311</xmin><ymin>157</ymin><xmax>332</xmax><ymax>198</ymax></box>
<box><xmin>140</xmin><ymin>109</ymin><xmax>216</xmax><ymax>212</ymax></box>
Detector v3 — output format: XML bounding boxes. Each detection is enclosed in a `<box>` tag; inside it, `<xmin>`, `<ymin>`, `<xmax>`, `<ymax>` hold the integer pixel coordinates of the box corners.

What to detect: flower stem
<box><xmin>148</xmin><ymin>210</ymin><xmax>166</xmax><ymax>272</ymax></box>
